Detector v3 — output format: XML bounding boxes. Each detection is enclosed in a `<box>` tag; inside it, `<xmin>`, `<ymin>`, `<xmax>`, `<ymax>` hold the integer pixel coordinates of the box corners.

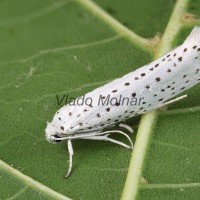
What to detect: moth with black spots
<box><xmin>45</xmin><ymin>27</ymin><xmax>200</xmax><ymax>177</ymax></box>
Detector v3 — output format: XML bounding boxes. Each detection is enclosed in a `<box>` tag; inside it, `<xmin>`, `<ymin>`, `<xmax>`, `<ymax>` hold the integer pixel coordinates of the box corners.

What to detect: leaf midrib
<box><xmin>121</xmin><ymin>0</ymin><xmax>192</xmax><ymax>199</ymax></box>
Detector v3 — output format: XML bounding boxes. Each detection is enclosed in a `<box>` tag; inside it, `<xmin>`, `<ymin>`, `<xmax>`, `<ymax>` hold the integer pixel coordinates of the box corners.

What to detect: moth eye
<box><xmin>52</xmin><ymin>134</ymin><xmax>62</xmax><ymax>143</ymax></box>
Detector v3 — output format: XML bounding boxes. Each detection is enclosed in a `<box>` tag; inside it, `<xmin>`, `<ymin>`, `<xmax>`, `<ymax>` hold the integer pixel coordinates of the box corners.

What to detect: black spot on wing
<box><xmin>146</xmin><ymin>85</ymin><xmax>150</xmax><ymax>89</ymax></box>
<box><xmin>97</xmin><ymin>113</ymin><xmax>101</xmax><ymax>118</ymax></box>
<box><xmin>106</xmin><ymin>108</ymin><xmax>110</xmax><ymax>112</ymax></box>
<box><xmin>156</xmin><ymin>77</ymin><xmax>161</xmax><ymax>82</ymax></box>
<box><xmin>132</xmin><ymin>93</ymin><xmax>136</xmax><ymax>97</ymax></box>
<box><xmin>178</xmin><ymin>57</ymin><xmax>182</xmax><ymax>62</ymax></box>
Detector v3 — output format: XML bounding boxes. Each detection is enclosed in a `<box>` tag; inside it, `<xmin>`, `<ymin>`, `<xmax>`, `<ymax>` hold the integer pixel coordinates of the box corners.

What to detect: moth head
<box><xmin>45</xmin><ymin>122</ymin><xmax>62</xmax><ymax>144</ymax></box>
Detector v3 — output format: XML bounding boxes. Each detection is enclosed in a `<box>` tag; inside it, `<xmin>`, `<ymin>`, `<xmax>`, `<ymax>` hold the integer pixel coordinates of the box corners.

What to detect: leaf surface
<box><xmin>0</xmin><ymin>0</ymin><xmax>200</xmax><ymax>199</ymax></box>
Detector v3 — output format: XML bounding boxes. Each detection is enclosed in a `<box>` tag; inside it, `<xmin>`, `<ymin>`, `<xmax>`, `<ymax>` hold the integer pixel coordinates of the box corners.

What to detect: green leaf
<box><xmin>0</xmin><ymin>0</ymin><xmax>199</xmax><ymax>199</ymax></box>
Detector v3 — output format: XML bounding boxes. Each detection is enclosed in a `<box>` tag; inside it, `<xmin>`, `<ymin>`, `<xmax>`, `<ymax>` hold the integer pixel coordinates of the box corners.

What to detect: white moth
<box><xmin>45</xmin><ymin>26</ymin><xmax>200</xmax><ymax>177</ymax></box>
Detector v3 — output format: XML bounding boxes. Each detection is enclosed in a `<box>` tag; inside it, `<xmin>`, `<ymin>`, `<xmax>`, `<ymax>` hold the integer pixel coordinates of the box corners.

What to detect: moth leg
<box><xmin>80</xmin><ymin>129</ymin><xmax>133</xmax><ymax>149</ymax></box>
<box><xmin>65</xmin><ymin>139</ymin><xmax>73</xmax><ymax>178</ymax></box>
<box><xmin>81</xmin><ymin>135</ymin><xmax>133</xmax><ymax>149</ymax></box>
<box><xmin>118</xmin><ymin>123</ymin><xmax>134</xmax><ymax>133</ymax></box>
<box><xmin>55</xmin><ymin>130</ymin><xmax>133</xmax><ymax>149</ymax></box>
<box><xmin>99</xmin><ymin>130</ymin><xmax>134</xmax><ymax>149</ymax></box>
<box><xmin>159</xmin><ymin>94</ymin><xmax>187</xmax><ymax>108</ymax></box>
